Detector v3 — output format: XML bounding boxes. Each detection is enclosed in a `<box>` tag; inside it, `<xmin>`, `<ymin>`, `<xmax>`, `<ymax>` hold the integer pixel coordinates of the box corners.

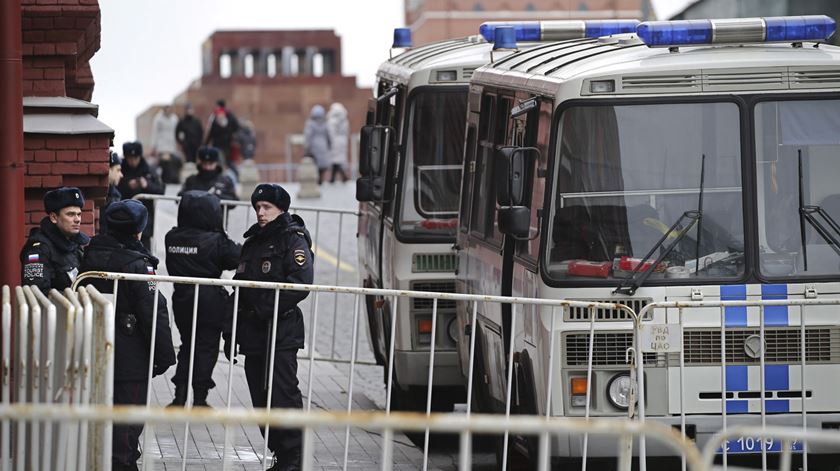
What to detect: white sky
<box><xmin>90</xmin><ymin>0</ymin><xmax>691</xmax><ymax>145</ymax></box>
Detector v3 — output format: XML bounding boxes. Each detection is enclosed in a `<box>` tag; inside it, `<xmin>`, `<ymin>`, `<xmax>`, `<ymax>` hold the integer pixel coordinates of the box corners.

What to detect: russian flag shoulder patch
<box><xmin>27</xmin><ymin>253</ymin><xmax>40</xmax><ymax>262</ymax></box>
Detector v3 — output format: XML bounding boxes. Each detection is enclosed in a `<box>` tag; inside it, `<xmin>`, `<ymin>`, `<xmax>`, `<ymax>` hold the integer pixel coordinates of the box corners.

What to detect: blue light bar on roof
<box><xmin>392</xmin><ymin>28</ymin><xmax>412</xmax><ymax>48</ymax></box>
<box><xmin>636</xmin><ymin>15</ymin><xmax>836</xmax><ymax>47</ymax></box>
<box><xmin>479</xmin><ymin>19</ymin><xmax>639</xmax><ymax>43</ymax></box>
<box><xmin>493</xmin><ymin>26</ymin><xmax>518</xmax><ymax>50</ymax></box>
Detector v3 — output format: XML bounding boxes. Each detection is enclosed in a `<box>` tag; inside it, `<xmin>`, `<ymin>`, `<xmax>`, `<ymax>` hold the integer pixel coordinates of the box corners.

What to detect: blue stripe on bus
<box><xmin>765</xmin><ymin>400</ymin><xmax>790</xmax><ymax>413</ymax></box>
<box><xmin>726</xmin><ymin>365</ymin><xmax>748</xmax><ymax>391</ymax></box>
<box><xmin>765</xmin><ymin>365</ymin><xmax>789</xmax><ymax>391</ymax></box>
<box><xmin>721</xmin><ymin>285</ymin><xmax>747</xmax><ymax>327</ymax></box>
<box><xmin>726</xmin><ymin>400</ymin><xmax>749</xmax><ymax>414</ymax></box>
<box><xmin>761</xmin><ymin>284</ymin><xmax>789</xmax><ymax>326</ymax></box>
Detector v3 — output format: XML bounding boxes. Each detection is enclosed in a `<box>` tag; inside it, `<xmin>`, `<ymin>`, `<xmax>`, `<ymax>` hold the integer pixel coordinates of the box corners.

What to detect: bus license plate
<box><xmin>718</xmin><ymin>437</ymin><xmax>803</xmax><ymax>454</ymax></box>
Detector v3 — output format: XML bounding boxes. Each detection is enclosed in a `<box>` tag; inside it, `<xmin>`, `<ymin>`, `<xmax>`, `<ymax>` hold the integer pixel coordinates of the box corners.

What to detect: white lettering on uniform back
<box><xmin>167</xmin><ymin>246</ymin><xmax>198</xmax><ymax>255</ymax></box>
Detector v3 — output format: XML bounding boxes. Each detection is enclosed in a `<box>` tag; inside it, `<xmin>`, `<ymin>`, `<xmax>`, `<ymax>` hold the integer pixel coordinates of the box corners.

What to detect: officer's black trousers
<box><xmin>113</xmin><ymin>380</ymin><xmax>147</xmax><ymax>467</ymax></box>
<box><xmin>172</xmin><ymin>308</ymin><xmax>222</xmax><ymax>392</ymax></box>
<box><xmin>244</xmin><ymin>349</ymin><xmax>302</xmax><ymax>457</ymax></box>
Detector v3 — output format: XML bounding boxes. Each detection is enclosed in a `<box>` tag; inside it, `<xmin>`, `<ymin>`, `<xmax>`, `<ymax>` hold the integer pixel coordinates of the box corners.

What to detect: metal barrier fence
<box><xmin>1</xmin><ymin>285</ymin><xmax>114</xmax><ymax>470</ymax></box>
<box><xmin>6</xmin><ymin>273</ymin><xmax>840</xmax><ymax>470</ymax></box>
<box><xmin>634</xmin><ymin>298</ymin><xmax>840</xmax><ymax>471</ymax></box>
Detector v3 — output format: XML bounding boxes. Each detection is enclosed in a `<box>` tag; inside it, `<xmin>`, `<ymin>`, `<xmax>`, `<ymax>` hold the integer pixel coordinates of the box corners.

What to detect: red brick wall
<box><xmin>21</xmin><ymin>1</ymin><xmax>101</xmax><ymax>101</ymax></box>
<box><xmin>23</xmin><ymin>134</ymin><xmax>111</xmax><ymax>236</ymax></box>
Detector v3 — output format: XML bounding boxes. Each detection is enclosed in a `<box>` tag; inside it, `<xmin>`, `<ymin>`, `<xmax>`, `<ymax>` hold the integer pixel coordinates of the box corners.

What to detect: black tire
<box><xmin>363</xmin><ymin>279</ymin><xmax>387</xmax><ymax>367</ymax></box>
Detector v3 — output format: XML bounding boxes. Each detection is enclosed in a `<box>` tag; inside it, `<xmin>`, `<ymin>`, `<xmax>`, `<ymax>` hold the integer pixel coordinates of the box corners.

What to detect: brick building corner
<box><xmin>21</xmin><ymin>0</ymin><xmax>113</xmax><ymax>236</ymax></box>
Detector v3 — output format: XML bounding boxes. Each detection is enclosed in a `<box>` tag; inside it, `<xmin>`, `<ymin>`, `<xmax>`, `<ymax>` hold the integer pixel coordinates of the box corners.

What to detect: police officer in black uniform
<box><xmin>233</xmin><ymin>184</ymin><xmax>313</xmax><ymax>471</ymax></box>
<box><xmin>100</xmin><ymin>151</ymin><xmax>123</xmax><ymax>234</ymax></box>
<box><xmin>179</xmin><ymin>146</ymin><xmax>238</xmax><ymax>200</ymax></box>
<box><xmin>79</xmin><ymin>199</ymin><xmax>176</xmax><ymax>471</ymax></box>
<box><xmin>20</xmin><ymin>187</ymin><xmax>90</xmax><ymax>293</ymax></box>
<box><xmin>165</xmin><ymin>190</ymin><xmax>241</xmax><ymax>407</ymax></box>
<box><xmin>117</xmin><ymin>141</ymin><xmax>165</xmax><ymax>250</ymax></box>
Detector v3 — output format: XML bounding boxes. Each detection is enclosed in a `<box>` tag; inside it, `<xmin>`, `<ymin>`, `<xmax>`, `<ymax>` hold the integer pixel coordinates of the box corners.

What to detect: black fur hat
<box><xmin>44</xmin><ymin>186</ymin><xmax>84</xmax><ymax>214</ymax></box>
<box><xmin>104</xmin><ymin>199</ymin><xmax>148</xmax><ymax>235</ymax></box>
<box><xmin>197</xmin><ymin>146</ymin><xmax>220</xmax><ymax>162</ymax></box>
<box><xmin>109</xmin><ymin>151</ymin><xmax>121</xmax><ymax>167</ymax></box>
<box><xmin>122</xmin><ymin>141</ymin><xmax>143</xmax><ymax>158</ymax></box>
<box><xmin>251</xmin><ymin>183</ymin><xmax>290</xmax><ymax>212</ymax></box>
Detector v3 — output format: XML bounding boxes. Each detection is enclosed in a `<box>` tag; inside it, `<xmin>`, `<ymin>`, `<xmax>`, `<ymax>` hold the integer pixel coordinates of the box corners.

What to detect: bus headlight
<box><xmin>446</xmin><ymin>317</ymin><xmax>458</xmax><ymax>343</ymax></box>
<box><xmin>607</xmin><ymin>374</ymin><xmax>633</xmax><ymax>409</ymax></box>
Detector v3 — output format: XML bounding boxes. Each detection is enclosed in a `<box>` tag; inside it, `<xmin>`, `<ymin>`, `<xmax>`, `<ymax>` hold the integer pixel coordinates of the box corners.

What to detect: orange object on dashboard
<box><xmin>567</xmin><ymin>260</ymin><xmax>612</xmax><ymax>278</ymax></box>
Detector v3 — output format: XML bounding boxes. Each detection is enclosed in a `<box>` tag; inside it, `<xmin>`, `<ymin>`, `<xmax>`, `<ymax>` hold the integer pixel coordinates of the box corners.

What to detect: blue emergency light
<box><xmin>479</xmin><ymin>19</ymin><xmax>639</xmax><ymax>42</ymax></box>
<box><xmin>392</xmin><ymin>28</ymin><xmax>413</xmax><ymax>48</ymax></box>
<box><xmin>636</xmin><ymin>15</ymin><xmax>836</xmax><ymax>47</ymax></box>
<box><xmin>493</xmin><ymin>26</ymin><xmax>518</xmax><ymax>50</ymax></box>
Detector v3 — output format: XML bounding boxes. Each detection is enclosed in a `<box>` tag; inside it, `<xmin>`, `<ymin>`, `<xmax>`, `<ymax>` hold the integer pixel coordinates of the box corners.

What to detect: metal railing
<box><xmin>2</xmin><ymin>285</ymin><xmax>114</xmax><ymax>470</ymax></box>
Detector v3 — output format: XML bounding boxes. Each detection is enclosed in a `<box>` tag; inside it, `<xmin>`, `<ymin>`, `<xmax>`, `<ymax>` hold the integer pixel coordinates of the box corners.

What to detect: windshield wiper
<box><xmin>614</xmin><ymin>155</ymin><xmax>706</xmax><ymax>296</ymax></box>
<box><xmin>799</xmin><ymin>152</ymin><xmax>840</xmax><ymax>260</ymax></box>
<box><xmin>613</xmin><ymin>210</ymin><xmax>702</xmax><ymax>295</ymax></box>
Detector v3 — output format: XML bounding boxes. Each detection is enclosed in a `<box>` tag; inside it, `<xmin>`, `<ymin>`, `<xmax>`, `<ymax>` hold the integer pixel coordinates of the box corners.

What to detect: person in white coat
<box><xmin>151</xmin><ymin>105</ymin><xmax>183</xmax><ymax>184</ymax></box>
<box><xmin>326</xmin><ymin>102</ymin><xmax>350</xmax><ymax>183</ymax></box>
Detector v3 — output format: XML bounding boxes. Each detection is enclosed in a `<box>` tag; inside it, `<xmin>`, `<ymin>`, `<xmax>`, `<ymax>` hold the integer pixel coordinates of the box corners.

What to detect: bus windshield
<box><xmin>398</xmin><ymin>89</ymin><xmax>467</xmax><ymax>239</ymax></box>
<box><xmin>755</xmin><ymin>98</ymin><xmax>840</xmax><ymax>278</ymax></box>
<box><xmin>545</xmin><ymin>102</ymin><xmax>745</xmax><ymax>283</ymax></box>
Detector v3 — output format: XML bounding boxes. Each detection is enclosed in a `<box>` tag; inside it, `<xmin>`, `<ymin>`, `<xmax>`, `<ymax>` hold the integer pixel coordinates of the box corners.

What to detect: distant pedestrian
<box><xmin>151</xmin><ymin>105</ymin><xmax>183</xmax><ymax>184</ymax></box>
<box><xmin>100</xmin><ymin>151</ymin><xmax>123</xmax><ymax>234</ymax></box>
<box><xmin>233</xmin><ymin>184</ymin><xmax>314</xmax><ymax>471</ymax></box>
<box><xmin>20</xmin><ymin>187</ymin><xmax>89</xmax><ymax>293</ymax></box>
<box><xmin>117</xmin><ymin>141</ymin><xmax>165</xmax><ymax>250</ymax></box>
<box><xmin>79</xmin><ymin>199</ymin><xmax>176</xmax><ymax>471</ymax></box>
<box><xmin>303</xmin><ymin>105</ymin><xmax>330</xmax><ymax>184</ymax></box>
<box><xmin>176</xmin><ymin>103</ymin><xmax>204</xmax><ymax>164</ymax></box>
<box><xmin>205</xmin><ymin>99</ymin><xmax>240</xmax><ymax>167</ymax></box>
<box><xmin>326</xmin><ymin>102</ymin><xmax>350</xmax><ymax>183</ymax></box>
<box><xmin>165</xmin><ymin>191</ymin><xmax>241</xmax><ymax>408</ymax></box>
<box><xmin>179</xmin><ymin>146</ymin><xmax>238</xmax><ymax>200</ymax></box>
<box><xmin>237</xmin><ymin>119</ymin><xmax>257</xmax><ymax>160</ymax></box>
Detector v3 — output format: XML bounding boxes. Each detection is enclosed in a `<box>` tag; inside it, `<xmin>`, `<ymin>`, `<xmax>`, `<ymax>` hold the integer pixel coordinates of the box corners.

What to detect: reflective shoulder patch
<box><xmin>294</xmin><ymin>249</ymin><xmax>306</xmax><ymax>266</ymax></box>
<box><xmin>32</xmin><ymin>242</ymin><xmax>41</xmax><ymax>247</ymax></box>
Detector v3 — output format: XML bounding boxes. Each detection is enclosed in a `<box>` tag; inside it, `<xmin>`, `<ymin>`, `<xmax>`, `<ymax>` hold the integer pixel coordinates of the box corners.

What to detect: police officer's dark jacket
<box><xmin>117</xmin><ymin>157</ymin><xmax>165</xmax><ymax>241</ymax></box>
<box><xmin>165</xmin><ymin>191</ymin><xmax>241</xmax><ymax>323</ymax></box>
<box><xmin>20</xmin><ymin>216</ymin><xmax>90</xmax><ymax>293</ymax></box>
<box><xmin>179</xmin><ymin>166</ymin><xmax>237</xmax><ymax>201</ymax></box>
<box><xmin>79</xmin><ymin>233</ymin><xmax>176</xmax><ymax>381</ymax></box>
<box><xmin>234</xmin><ymin>211</ymin><xmax>314</xmax><ymax>354</ymax></box>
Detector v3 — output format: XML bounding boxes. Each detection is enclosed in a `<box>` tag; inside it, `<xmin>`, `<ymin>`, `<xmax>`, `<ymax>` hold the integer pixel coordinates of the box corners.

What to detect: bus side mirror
<box><xmin>359</xmin><ymin>125</ymin><xmax>393</xmax><ymax>177</ymax></box>
<box><xmin>495</xmin><ymin>146</ymin><xmax>537</xmax><ymax>207</ymax></box>
<box><xmin>356</xmin><ymin>176</ymin><xmax>385</xmax><ymax>202</ymax></box>
<box><xmin>498</xmin><ymin>206</ymin><xmax>530</xmax><ymax>238</ymax></box>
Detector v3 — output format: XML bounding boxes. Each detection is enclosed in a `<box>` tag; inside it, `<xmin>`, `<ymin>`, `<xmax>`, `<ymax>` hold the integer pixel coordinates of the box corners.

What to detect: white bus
<box><xmin>454</xmin><ymin>16</ymin><xmax>840</xmax><ymax>466</ymax></box>
<box><xmin>356</xmin><ymin>23</ymin><xmax>638</xmax><ymax>411</ymax></box>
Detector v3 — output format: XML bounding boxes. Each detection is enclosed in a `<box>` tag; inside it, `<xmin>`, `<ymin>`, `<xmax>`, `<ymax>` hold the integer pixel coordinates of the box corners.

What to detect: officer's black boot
<box><xmin>168</xmin><ymin>385</ymin><xmax>186</xmax><ymax>407</ymax></box>
<box><xmin>193</xmin><ymin>388</ymin><xmax>211</xmax><ymax>408</ymax></box>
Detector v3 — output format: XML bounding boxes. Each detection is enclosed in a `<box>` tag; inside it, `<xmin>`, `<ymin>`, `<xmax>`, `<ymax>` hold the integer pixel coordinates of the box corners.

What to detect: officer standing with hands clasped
<box><xmin>165</xmin><ymin>190</ymin><xmax>241</xmax><ymax>407</ymax></box>
<box><xmin>79</xmin><ymin>199</ymin><xmax>176</xmax><ymax>471</ymax></box>
<box><xmin>233</xmin><ymin>184</ymin><xmax>313</xmax><ymax>471</ymax></box>
<box><xmin>20</xmin><ymin>187</ymin><xmax>90</xmax><ymax>293</ymax></box>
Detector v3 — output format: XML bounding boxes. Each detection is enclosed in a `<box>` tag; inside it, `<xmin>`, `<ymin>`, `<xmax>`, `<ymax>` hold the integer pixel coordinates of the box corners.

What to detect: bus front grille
<box><xmin>411</xmin><ymin>281</ymin><xmax>456</xmax><ymax>312</ymax></box>
<box><xmin>677</xmin><ymin>327</ymin><xmax>839</xmax><ymax>365</ymax></box>
<box><xmin>564</xmin><ymin>332</ymin><xmax>662</xmax><ymax>366</ymax></box>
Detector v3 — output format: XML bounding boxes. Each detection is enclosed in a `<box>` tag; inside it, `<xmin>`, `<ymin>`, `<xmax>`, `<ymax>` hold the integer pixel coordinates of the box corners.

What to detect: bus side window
<box><xmin>459</xmin><ymin>123</ymin><xmax>477</xmax><ymax>233</ymax></box>
<box><xmin>470</xmin><ymin>94</ymin><xmax>496</xmax><ymax>241</ymax></box>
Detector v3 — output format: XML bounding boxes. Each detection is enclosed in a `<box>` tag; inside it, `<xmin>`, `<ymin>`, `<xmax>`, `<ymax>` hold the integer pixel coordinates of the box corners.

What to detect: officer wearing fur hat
<box><xmin>231</xmin><ymin>184</ymin><xmax>313</xmax><ymax>471</ymax></box>
<box><xmin>165</xmin><ymin>190</ymin><xmax>241</xmax><ymax>408</ymax></box>
<box><xmin>117</xmin><ymin>141</ymin><xmax>165</xmax><ymax>249</ymax></box>
<box><xmin>179</xmin><ymin>146</ymin><xmax>238</xmax><ymax>200</ymax></box>
<box><xmin>20</xmin><ymin>187</ymin><xmax>90</xmax><ymax>293</ymax></box>
<box><xmin>79</xmin><ymin>199</ymin><xmax>176</xmax><ymax>471</ymax></box>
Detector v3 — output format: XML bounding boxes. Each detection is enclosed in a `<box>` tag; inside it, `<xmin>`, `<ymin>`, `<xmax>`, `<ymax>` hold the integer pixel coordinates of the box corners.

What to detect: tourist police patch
<box><xmin>294</xmin><ymin>249</ymin><xmax>306</xmax><ymax>266</ymax></box>
<box><xmin>261</xmin><ymin>261</ymin><xmax>271</xmax><ymax>273</ymax></box>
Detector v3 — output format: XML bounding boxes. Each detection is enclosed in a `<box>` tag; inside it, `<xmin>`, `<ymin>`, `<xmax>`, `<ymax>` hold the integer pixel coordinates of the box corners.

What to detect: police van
<box><xmin>354</xmin><ymin>24</ymin><xmax>641</xmax><ymax>411</ymax></box>
<box><xmin>454</xmin><ymin>16</ymin><xmax>840</xmax><ymax>465</ymax></box>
